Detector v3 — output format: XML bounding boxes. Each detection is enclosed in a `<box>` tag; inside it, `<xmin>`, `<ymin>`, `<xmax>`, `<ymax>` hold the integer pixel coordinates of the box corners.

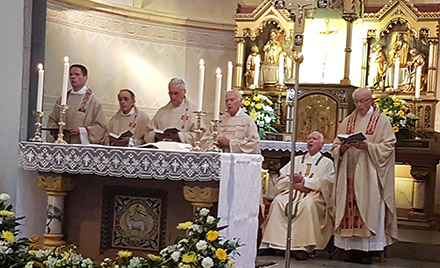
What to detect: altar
<box><xmin>19</xmin><ymin>142</ymin><xmax>262</xmax><ymax>268</ymax></box>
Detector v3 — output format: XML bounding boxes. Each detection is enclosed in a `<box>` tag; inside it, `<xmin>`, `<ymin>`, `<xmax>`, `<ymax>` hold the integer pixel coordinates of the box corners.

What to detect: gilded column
<box><xmin>340</xmin><ymin>13</ymin><xmax>357</xmax><ymax>85</ymax></box>
<box><xmin>427</xmin><ymin>39</ymin><xmax>438</xmax><ymax>93</ymax></box>
<box><xmin>183</xmin><ymin>186</ymin><xmax>219</xmax><ymax>212</ymax></box>
<box><xmin>360</xmin><ymin>38</ymin><xmax>368</xmax><ymax>87</ymax></box>
<box><xmin>235</xmin><ymin>37</ymin><xmax>245</xmax><ymax>89</ymax></box>
<box><xmin>37</xmin><ymin>174</ymin><xmax>75</xmax><ymax>248</ymax></box>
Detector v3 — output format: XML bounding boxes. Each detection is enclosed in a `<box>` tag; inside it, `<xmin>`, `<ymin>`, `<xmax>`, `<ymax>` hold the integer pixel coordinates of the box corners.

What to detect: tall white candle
<box><xmin>61</xmin><ymin>56</ymin><xmax>70</xmax><ymax>106</ymax></box>
<box><xmin>36</xmin><ymin>63</ymin><xmax>44</xmax><ymax>112</ymax></box>
<box><xmin>213</xmin><ymin>67</ymin><xmax>222</xmax><ymax>120</ymax></box>
<box><xmin>226</xmin><ymin>61</ymin><xmax>233</xmax><ymax>91</ymax></box>
<box><xmin>278</xmin><ymin>53</ymin><xmax>284</xmax><ymax>85</ymax></box>
<box><xmin>197</xmin><ymin>59</ymin><xmax>205</xmax><ymax>111</ymax></box>
<box><xmin>254</xmin><ymin>56</ymin><xmax>260</xmax><ymax>87</ymax></box>
<box><xmin>415</xmin><ymin>65</ymin><xmax>422</xmax><ymax>99</ymax></box>
<box><xmin>393</xmin><ymin>57</ymin><xmax>400</xmax><ymax>90</ymax></box>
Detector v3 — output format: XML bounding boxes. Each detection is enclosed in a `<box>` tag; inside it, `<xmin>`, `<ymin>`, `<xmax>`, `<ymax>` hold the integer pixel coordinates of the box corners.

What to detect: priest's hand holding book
<box><xmin>109</xmin><ymin>130</ymin><xmax>133</xmax><ymax>146</ymax></box>
<box><xmin>154</xmin><ymin>128</ymin><xmax>181</xmax><ymax>142</ymax></box>
<box><xmin>338</xmin><ymin>131</ymin><xmax>368</xmax><ymax>154</ymax></box>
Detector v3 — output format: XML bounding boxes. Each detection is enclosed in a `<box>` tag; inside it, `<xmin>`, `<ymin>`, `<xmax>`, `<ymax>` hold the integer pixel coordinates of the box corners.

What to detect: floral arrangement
<box><xmin>241</xmin><ymin>90</ymin><xmax>277</xmax><ymax>139</ymax></box>
<box><xmin>0</xmin><ymin>193</ymin><xmax>239</xmax><ymax>268</ymax></box>
<box><xmin>159</xmin><ymin>208</ymin><xmax>240</xmax><ymax>268</ymax></box>
<box><xmin>374</xmin><ymin>95</ymin><xmax>417</xmax><ymax>139</ymax></box>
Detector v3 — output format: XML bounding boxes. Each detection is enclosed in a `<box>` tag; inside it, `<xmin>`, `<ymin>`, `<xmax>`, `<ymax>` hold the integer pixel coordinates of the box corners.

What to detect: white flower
<box><xmin>128</xmin><ymin>257</ymin><xmax>141</xmax><ymax>268</ymax></box>
<box><xmin>196</xmin><ymin>240</ymin><xmax>208</xmax><ymax>251</ymax></box>
<box><xmin>171</xmin><ymin>251</ymin><xmax>180</xmax><ymax>261</ymax></box>
<box><xmin>25</xmin><ymin>262</ymin><xmax>34</xmax><ymax>268</ymax></box>
<box><xmin>0</xmin><ymin>193</ymin><xmax>10</xmax><ymax>201</ymax></box>
<box><xmin>265</xmin><ymin>116</ymin><xmax>272</xmax><ymax>123</ymax></box>
<box><xmin>199</xmin><ymin>208</ymin><xmax>210</xmax><ymax>216</ymax></box>
<box><xmin>201</xmin><ymin>257</ymin><xmax>214</xmax><ymax>268</ymax></box>
<box><xmin>206</xmin><ymin>216</ymin><xmax>215</xmax><ymax>224</ymax></box>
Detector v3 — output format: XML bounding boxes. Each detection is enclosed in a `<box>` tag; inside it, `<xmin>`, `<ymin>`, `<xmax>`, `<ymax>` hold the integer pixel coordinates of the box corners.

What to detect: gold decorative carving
<box><xmin>363</xmin><ymin>0</ymin><xmax>440</xmax><ymax>20</ymax></box>
<box><xmin>29</xmin><ymin>234</ymin><xmax>46</xmax><ymax>250</ymax></box>
<box><xmin>37</xmin><ymin>175</ymin><xmax>75</xmax><ymax>195</ymax></box>
<box><xmin>367</xmin><ymin>29</ymin><xmax>377</xmax><ymax>39</ymax></box>
<box><xmin>183</xmin><ymin>186</ymin><xmax>219</xmax><ymax>208</ymax></box>
<box><xmin>43</xmin><ymin>233</ymin><xmax>66</xmax><ymax>249</ymax></box>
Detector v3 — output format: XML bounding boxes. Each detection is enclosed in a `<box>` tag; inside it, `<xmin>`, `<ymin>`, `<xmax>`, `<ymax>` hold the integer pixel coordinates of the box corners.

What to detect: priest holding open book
<box><xmin>331</xmin><ymin>88</ymin><xmax>398</xmax><ymax>264</ymax></box>
<box><xmin>104</xmin><ymin>89</ymin><xmax>151</xmax><ymax>147</ymax></box>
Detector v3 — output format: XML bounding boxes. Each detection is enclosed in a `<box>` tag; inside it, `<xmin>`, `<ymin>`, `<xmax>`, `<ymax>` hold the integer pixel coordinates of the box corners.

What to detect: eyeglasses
<box><xmin>353</xmin><ymin>97</ymin><xmax>372</xmax><ymax>104</ymax></box>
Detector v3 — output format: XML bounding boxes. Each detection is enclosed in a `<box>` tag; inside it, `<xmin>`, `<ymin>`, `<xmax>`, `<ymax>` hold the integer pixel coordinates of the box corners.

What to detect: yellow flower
<box><xmin>382</xmin><ymin>108</ymin><xmax>388</xmax><ymax>113</ymax></box>
<box><xmin>148</xmin><ymin>254</ymin><xmax>162</xmax><ymax>262</ymax></box>
<box><xmin>249</xmin><ymin>112</ymin><xmax>257</xmax><ymax>121</ymax></box>
<box><xmin>253</xmin><ymin>96</ymin><xmax>260</xmax><ymax>102</ymax></box>
<box><xmin>206</xmin><ymin>230</ymin><xmax>219</xmax><ymax>241</ymax></box>
<box><xmin>182</xmin><ymin>252</ymin><xmax>197</xmax><ymax>263</ymax></box>
<box><xmin>393</xmin><ymin>126</ymin><xmax>399</xmax><ymax>133</ymax></box>
<box><xmin>243</xmin><ymin>100</ymin><xmax>251</xmax><ymax>106</ymax></box>
<box><xmin>215</xmin><ymin>248</ymin><xmax>227</xmax><ymax>261</ymax></box>
<box><xmin>255</xmin><ymin>104</ymin><xmax>262</xmax><ymax>110</ymax></box>
<box><xmin>176</xmin><ymin>221</ymin><xmax>193</xmax><ymax>230</ymax></box>
<box><xmin>1</xmin><ymin>230</ymin><xmax>15</xmax><ymax>243</ymax></box>
<box><xmin>397</xmin><ymin>110</ymin><xmax>405</xmax><ymax>117</ymax></box>
<box><xmin>266</xmin><ymin>99</ymin><xmax>273</xmax><ymax>105</ymax></box>
<box><xmin>118</xmin><ymin>250</ymin><xmax>132</xmax><ymax>258</ymax></box>
<box><xmin>0</xmin><ymin>210</ymin><xmax>14</xmax><ymax>217</ymax></box>
<box><xmin>393</xmin><ymin>101</ymin><xmax>400</xmax><ymax>106</ymax></box>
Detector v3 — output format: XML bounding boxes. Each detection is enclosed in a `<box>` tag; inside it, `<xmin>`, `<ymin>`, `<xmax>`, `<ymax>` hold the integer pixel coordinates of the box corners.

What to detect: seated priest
<box><xmin>203</xmin><ymin>90</ymin><xmax>260</xmax><ymax>154</ymax></box>
<box><xmin>144</xmin><ymin>78</ymin><xmax>199</xmax><ymax>145</ymax></box>
<box><xmin>260</xmin><ymin>131</ymin><xmax>335</xmax><ymax>261</ymax></box>
<box><xmin>47</xmin><ymin>64</ymin><xmax>106</xmax><ymax>144</ymax></box>
<box><xmin>103</xmin><ymin>89</ymin><xmax>151</xmax><ymax>146</ymax></box>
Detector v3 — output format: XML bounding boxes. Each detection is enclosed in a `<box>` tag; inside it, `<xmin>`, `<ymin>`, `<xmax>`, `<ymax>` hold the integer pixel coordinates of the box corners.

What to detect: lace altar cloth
<box><xmin>260</xmin><ymin>140</ymin><xmax>333</xmax><ymax>153</ymax></box>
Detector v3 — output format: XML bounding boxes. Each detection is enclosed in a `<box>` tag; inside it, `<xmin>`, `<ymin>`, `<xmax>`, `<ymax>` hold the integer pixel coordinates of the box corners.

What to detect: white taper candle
<box><xmin>36</xmin><ymin>63</ymin><xmax>44</xmax><ymax>112</ymax></box>
<box><xmin>227</xmin><ymin>61</ymin><xmax>233</xmax><ymax>91</ymax></box>
<box><xmin>415</xmin><ymin>65</ymin><xmax>422</xmax><ymax>99</ymax></box>
<box><xmin>61</xmin><ymin>56</ymin><xmax>70</xmax><ymax>106</ymax></box>
<box><xmin>214</xmin><ymin>67</ymin><xmax>222</xmax><ymax>120</ymax></box>
<box><xmin>197</xmin><ymin>59</ymin><xmax>205</xmax><ymax>111</ymax></box>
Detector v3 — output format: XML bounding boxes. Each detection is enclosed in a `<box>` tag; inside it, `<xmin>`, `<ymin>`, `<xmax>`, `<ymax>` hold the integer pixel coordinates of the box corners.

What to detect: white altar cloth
<box><xmin>19</xmin><ymin>142</ymin><xmax>262</xmax><ymax>268</ymax></box>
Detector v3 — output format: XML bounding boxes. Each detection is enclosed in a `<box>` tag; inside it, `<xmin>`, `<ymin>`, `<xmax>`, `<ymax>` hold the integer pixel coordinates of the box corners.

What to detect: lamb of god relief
<box><xmin>367</xmin><ymin>26</ymin><xmax>429</xmax><ymax>94</ymax></box>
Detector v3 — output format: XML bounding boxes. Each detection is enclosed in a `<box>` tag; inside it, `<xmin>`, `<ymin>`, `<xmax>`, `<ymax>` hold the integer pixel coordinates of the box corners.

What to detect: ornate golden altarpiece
<box><xmin>235</xmin><ymin>0</ymin><xmax>440</xmax><ymax>229</ymax></box>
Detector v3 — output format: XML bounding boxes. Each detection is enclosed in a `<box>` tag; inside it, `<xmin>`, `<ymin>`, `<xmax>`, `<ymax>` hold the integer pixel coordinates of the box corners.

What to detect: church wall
<box><xmin>42</xmin><ymin>1</ymin><xmax>236</xmax><ymax>125</ymax></box>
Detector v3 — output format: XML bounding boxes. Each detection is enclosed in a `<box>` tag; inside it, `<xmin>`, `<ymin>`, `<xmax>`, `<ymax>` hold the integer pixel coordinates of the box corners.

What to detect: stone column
<box><xmin>235</xmin><ymin>37</ymin><xmax>245</xmax><ymax>89</ymax></box>
<box><xmin>427</xmin><ymin>39</ymin><xmax>438</xmax><ymax>94</ymax></box>
<box><xmin>183</xmin><ymin>186</ymin><xmax>219</xmax><ymax>212</ymax></box>
<box><xmin>37</xmin><ymin>174</ymin><xmax>75</xmax><ymax>248</ymax></box>
<box><xmin>340</xmin><ymin>13</ymin><xmax>357</xmax><ymax>85</ymax></box>
<box><xmin>360</xmin><ymin>38</ymin><xmax>368</xmax><ymax>87</ymax></box>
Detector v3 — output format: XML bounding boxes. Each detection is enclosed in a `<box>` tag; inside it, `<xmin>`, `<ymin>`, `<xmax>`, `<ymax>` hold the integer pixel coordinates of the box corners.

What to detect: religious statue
<box><xmin>374</xmin><ymin>45</ymin><xmax>388</xmax><ymax>90</ymax></box>
<box><xmin>245</xmin><ymin>45</ymin><xmax>261</xmax><ymax>88</ymax></box>
<box><xmin>404</xmin><ymin>48</ymin><xmax>427</xmax><ymax>93</ymax></box>
<box><xmin>261</xmin><ymin>28</ymin><xmax>284</xmax><ymax>84</ymax></box>
<box><xmin>388</xmin><ymin>32</ymin><xmax>409</xmax><ymax>67</ymax></box>
<box><xmin>283</xmin><ymin>51</ymin><xmax>293</xmax><ymax>81</ymax></box>
<box><xmin>385</xmin><ymin>32</ymin><xmax>410</xmax><ymax>90</ymax></box>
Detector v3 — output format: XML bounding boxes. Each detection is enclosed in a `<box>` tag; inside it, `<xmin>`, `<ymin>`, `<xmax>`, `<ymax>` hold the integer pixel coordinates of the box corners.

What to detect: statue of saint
<box><xmin>263</xmin><ymin>29</ymin><xmax>283</xmax><ymax>64</ymax></box>
<box><xmin>244</xmin><ymin>45</ymin><xmax>261</xmax><ymax>88</ymax></box>
<box><xmin>374</xmin><ymin>45</ymin><xmax>388</xmax><ymax>90</ymax></box>
<box><xmin>261</xmin><ymin>29</ymin><xmax>283</xmax><ymax>84</ymax></box>
<box><xmin>388</xmin><ymin>32</ymin><xmax>409</xmax><ymax>67</ymax></box>
<box><xmin>404</xmin><ymin>48</ymin><xmax>427</xmax><ymax>92</ymax></box>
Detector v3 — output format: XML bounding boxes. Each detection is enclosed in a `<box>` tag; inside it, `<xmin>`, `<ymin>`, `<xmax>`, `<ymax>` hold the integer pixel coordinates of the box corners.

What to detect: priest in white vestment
<box><xmin>144</xmin><ymin>78</ymin><xmax>198</xmax><ymax>145</ymax></box>
<box><xmin>260</xmin><ymin>131</ymin><xmax>334</xmax><ymax>261</ymax></box>
<box><xmin>332</xmin><ymin>88</ymin><xmax>398</xmax><ymax>264</ymax></box>
<box><xmin>203</xmin><ymin>90</ymin><xmax>260</xmax><ymax>154</ymax></box>
<box><xmin>103</xmin><ymin>89</ymin><xmax>151</xmax><ymax>146</ymax></box>
<box><xmin>47</xmin><ymin>64</ymin><xmax>106</xmax><ymax>144</ymax></box>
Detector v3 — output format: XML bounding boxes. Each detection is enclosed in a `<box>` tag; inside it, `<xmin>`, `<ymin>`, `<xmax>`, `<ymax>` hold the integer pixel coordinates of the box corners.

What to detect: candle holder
<box><xmin>191</xmin><ymin>110</ymin><xmax>205</xmax><ymax>152</ymax></box>
<box><xmin>54</xmin><ymin>104</ymin><xmax>70</xmax><ymax>144</ymax></box>
<box><xmin>29</xmin><ymin>111</ymin><xmax>45</xmax><ymax>142</ymax></box>
<box><xmin>207</xmin><ymin>119</ymin><xmax>222</xmax><ymax>152</ymax></box>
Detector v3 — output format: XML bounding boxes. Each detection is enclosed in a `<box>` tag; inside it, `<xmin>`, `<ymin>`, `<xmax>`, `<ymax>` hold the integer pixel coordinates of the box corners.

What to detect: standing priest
<box><xmin>260</xmin><ymin>131</ymin><xmax>334</xmax><ymax>261</ymax></box>
<box><xmin>203</xmin><ymin>90</ymin><xmax>260</xmax><ymax>154</ymax></box>
<box><xmin>103</xmin><ymin>89</ymin><xmax>151</xmax><ymax>147</ymax></box>
<box><xmin>332</xmin><ymin>87</ymin><xmax>398</xmax><ymax>264</ymax></box>
<box><xmin>144</xmin><ymin>78</ymin><xmax>198</xmax><ymax>145</ymax></box>
<box><xmin>47</xmin><ymin>64</ymin><xmax>106</xmax><ymax>144</ymax></box>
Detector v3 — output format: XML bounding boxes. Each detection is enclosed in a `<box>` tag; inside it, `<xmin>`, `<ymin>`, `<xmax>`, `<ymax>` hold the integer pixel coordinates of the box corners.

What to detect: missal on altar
<box><xmin>337</xmin><ymin>132</ymin><xmax>367</xmax><ymax>143</ymax></box>
<box><xmin>153</xmin><ymin>128</ymin><xmax>180</xmax><ymax>135</ymax></box>
<box><xmin>137</xmin><ymin>141</ymin><xmax>192</xmax><ymax>151</ymax></box>
<box><xmin>109</xmin><ymin>130</ymin><xmax>133</xmax><ymax>139</ymax></box>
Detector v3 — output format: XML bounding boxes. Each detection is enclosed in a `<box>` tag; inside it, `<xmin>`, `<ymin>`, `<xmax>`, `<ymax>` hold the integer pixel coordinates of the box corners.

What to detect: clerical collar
<box><xmin>70</xmin><ymin>86</ymin><xmax>88</xmax><ymax>95</ymax></box>
<box><xmin>230</xmin><ymin>108</ymin><xmax>245</xmax><ymax>117</ymax></box>
<box><xmin>307</xmin><ymin>151</ymin><xmax>322</xmax><ymax>160</ymax></box>
<box><xmin>121</xmin><ymin>106</ymin><xmax>135</xmax><ymax>117</ymax></box>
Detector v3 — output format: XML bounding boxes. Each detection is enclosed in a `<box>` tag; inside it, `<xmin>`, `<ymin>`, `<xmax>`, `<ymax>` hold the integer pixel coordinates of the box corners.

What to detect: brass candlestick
<box><xmin>29</xmin><ymin>111</ymin><xmax>45</xmax><ymax>142</ymax></box>
<box><xmin>276</xmin><ymin>83</ymin><xmax>285</xmax><ymax>125</ymax></box>
<box><xmin>207</xmin><ymin>119</ymin><xmax>222</xmax><ymax>152</ymax></box>
<box><xmin>55</xmin><ymin>104</ymin><xmax>69</xmax><ymax>144</ymax></box>
<box><xmin>191</xmin><ymin>110</ymin><xmax>205</xmax><ymax>151</ymax></box>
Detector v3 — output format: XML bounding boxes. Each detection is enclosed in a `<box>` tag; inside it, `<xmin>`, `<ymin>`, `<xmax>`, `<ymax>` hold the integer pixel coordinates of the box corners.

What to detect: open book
<box><xmin>337</xmin><ymin>131</ymin><xmax>367</xmax><ymax>143</ymax></box>
<box><xmin>137</xmin><ymin>141</ymin><xmax>192</xmax><ymax>151</ymax></box>
<box><xmin>109</xmin><ymin>130</ymin><xmax>133</xmax><ymax>139</ymax></box>
<box><xmin>153</xmin><ymin>128</ymin><xmax>180</xmax><ymax>134</ymax></box>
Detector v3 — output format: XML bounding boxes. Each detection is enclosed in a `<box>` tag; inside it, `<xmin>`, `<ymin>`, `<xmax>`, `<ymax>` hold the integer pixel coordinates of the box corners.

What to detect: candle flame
<box><xmin>216</xmin><ymin>67</ymin><xmax>222</xmax><ymax>75</ymax></box>
<box><xmin>199</xmin><ymin>59</ymin><xmax>204</xmax><ymax>66</ymax></box>
<box><xmin>64</xmin><ymin>56</ymin><xmax>70</xmax><ymax>63</ymax></box>
<box><xmin>37</xmin><ymin>63</ymin><xmax>43</xmax><ymax>70</ymax></box>
<box><xmin>228</xmin><ymin>61</ymin><xmax>233</xmax><ymax>67</ymax></box>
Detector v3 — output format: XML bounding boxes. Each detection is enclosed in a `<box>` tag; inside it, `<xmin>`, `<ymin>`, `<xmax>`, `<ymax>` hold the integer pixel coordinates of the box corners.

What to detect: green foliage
<box><xmin>241</xmin><ymin>92</ymin><xmax>277</xmax><ymax>139</ymax></box>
